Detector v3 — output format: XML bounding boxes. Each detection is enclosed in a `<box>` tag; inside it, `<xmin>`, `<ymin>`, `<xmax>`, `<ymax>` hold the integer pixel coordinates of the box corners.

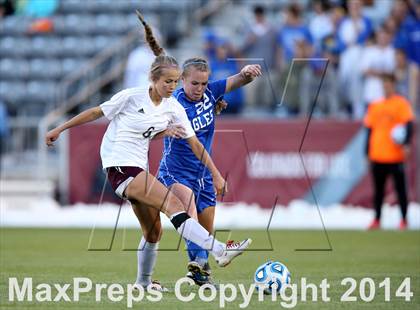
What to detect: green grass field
<box><xmin>1</xmin><ymin>228</ymin><xmax>419</xmax><ymax>309</ymax></box>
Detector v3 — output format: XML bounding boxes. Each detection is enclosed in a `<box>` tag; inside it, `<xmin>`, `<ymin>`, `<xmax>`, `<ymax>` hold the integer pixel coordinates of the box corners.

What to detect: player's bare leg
<box><xmin>198</xmin><ymin>207</ymin><xmax>215</xmax><ymax>234</ymax></box>
<box><xmin>197</xmin><ymin>206</ymin><xmax>216</xmax><ymax>273</ymax></box>
<box><xmin>131</xmin><ymin>201</ymin><xmax>162</xmax><ymax>243</ymax></box>
<box><xmin>169</xmin><ymin>183</ymin><xmax>198</xmax><ymax>219</ymax></box>
<box><xmin>130</xmin><ymin>201</ymin><xmax>168</xmax><ymax>291</ymax></box>
<box><xmin>124</xmin><ymin>171</ymin><xmax>252</xmax><ymax>267</ymax></box>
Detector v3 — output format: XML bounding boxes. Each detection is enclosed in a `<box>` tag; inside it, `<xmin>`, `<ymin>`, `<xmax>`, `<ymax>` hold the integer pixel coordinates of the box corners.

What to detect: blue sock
<box><xmin>185</xmin><ymin>239</ymin><xmax>197</xmax><ymax>261</ymax></box>
<box><xmin>186</xmin><ymin>239</ymin><xmax>208</xmax><ymax>265</ymax></box>
<box><xmin>195</xmin><ymin>247</ymin><xmax>209</xmax><ymax>266</ymax></box>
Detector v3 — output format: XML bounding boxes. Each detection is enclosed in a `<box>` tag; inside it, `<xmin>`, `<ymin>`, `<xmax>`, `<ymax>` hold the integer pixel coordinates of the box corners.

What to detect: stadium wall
<box><xmin>68</xmin><ymin>120</ymin><xmax>417</xmax><ymax>208</ymax></box>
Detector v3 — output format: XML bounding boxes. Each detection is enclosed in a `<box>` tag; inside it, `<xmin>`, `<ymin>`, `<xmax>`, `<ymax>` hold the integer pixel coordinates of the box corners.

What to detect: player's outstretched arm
<box><xmin>186</xmin><ymin>136</ymin><xmax>227</xmax><ymax>196</ymax></box>
<box><xmin>45</xmin><ymin>106</ymin><xmax>104</xmax><ymax>146</ymax></box>
<box><xmin>225</xmin><ymin>64</ymin><xmax>262</xmax><ymax>93</ymax></box>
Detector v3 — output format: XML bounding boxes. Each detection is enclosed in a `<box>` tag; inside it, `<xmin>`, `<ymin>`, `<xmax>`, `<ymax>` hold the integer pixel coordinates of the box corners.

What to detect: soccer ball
<box><xmin>254</xmin><ymin>260</ymin><xmax>291</xmax><ymax>294</ymax></box>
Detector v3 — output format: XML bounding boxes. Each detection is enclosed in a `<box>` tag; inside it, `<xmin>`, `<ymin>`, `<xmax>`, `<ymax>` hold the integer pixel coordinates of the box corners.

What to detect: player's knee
<box><xmin>166</xmin><ymin>195</ymin><xmax>185</xmax><ymax>214</ymax></box>
<box><xmin>125</xmin><ymin>183</ymin><xmax>143</xmax><ymax>200</ymax></box>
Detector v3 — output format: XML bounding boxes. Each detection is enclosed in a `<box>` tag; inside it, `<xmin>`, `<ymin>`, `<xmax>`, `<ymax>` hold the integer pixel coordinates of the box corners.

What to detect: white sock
<box><xmin>135</xmin><ymin>237</ymin><xmax>158</xmax><ymax>286</ymax></box>
<box><xmin>177</xmin><ymin>218</ymin><xmax>224</xmax><ymax>257</ymax></box>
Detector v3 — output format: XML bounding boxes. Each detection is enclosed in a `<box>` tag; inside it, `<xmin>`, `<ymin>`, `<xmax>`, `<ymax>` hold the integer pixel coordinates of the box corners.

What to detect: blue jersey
<box><xmin>158</xmin><ymin>79</ymin><xmax>226</xmax><ymax>181</ymax></box>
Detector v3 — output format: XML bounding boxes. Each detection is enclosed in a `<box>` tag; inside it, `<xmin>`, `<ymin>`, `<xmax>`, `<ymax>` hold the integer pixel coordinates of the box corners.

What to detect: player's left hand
<box><xmin>215</xmin><ymin>99</ymin><xmax>228</xmax><ymax>115</ymax></box>
<box><xmin>241</xmin><ymin>64</ymin><xmax>262</xmax><ymax>79</ymax></box>
<box><xmin>164</xmin><ymin>124</ymin><xmax>186</xmax><ymax>139</ymax></box>
<box><xmin>213</xmin><ymin>173</ymin><xmax>228</xmax><ymax>196</ymax></box>
<box><xmin>45</xmin><ymin>128</ymin><xmax>61</xmax><ymax>147</ymax></box>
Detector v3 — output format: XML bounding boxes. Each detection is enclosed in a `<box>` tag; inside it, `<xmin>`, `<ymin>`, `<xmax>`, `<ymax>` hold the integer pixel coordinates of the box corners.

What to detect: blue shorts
<box><xmin>158</xmin><ymin>174</ymin><xmax>216</xmax><ymax>213</ymax></box>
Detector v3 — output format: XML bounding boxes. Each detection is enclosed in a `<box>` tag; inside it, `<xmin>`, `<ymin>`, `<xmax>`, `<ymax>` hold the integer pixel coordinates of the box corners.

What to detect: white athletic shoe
<box><xmin>132</xmin><ymin>280</ymin><xmax>169</xmax><ymax>292</ymax></box>
<box><xmin>215</xmin><ymin>238</ymin><xmax>252</xmax><ymax>267</ymax></box>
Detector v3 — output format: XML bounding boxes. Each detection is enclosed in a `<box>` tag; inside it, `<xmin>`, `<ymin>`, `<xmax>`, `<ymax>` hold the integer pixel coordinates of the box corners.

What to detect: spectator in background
<box><xmin>0</xmin><ymin>0</ymin><xmax>15</xmax><ymax>18</ymax></box>
<box><xmin>203</xmin><ymin>29</ymin><xmax>218</xmax><ymax>61</ymax></box>
<box><xmin>0</xmin><ymin>100</ymin><xmax>9</xmax><ymax>154</ymax></box>
<box><xmin>15</xmin><ymin>0</ymin><xmax>57</xmax><ymax>17</ymax></box>
<box><xmin>124</xmin><ymin>43</ymin><xmax>156</xmax><ymax>88</ymax></box>
<box><xmin>364</xmin><ymin>74</ymin><xmax>415</xmax><ymax>230</ymax></box>
<box><xmin>393</xmin><ymin>0</ymin><xmax>419</xmax><ymax>67</ymax></box>
<box><xmin>124</xmin><ymin>26</ymin><xmax>161</xmax><ymax>88</ymax></box>
<box><xmin>383</xmin><ymin>14</ymin><xmax>399</xmax><ymax>37</ymax></box>
<box><xmin>300</xmin><ymin>38</ymin><xmax>341</xmax><ymax>118</ymax></box>
<box><xmin>392</xmin><ymin>0</ymin><xmax>419</xmax><ymax>108</ymax></box>
<box><xmin>336</xmin><ymin>0</ymin><xmax>373</xmax><ymax>49</ymax></box>
<box><xmin>275</xmin><ymin>3</ymin><xmax>313</xmax><ymax>116</ymax></box>
<box><xmin>300</xmin><ymin>1</ymin><xmax>344</xmax><ymax>118</ymax></box>
<box><xmin>240</xmin><ymin>5</ymin><xmax>276</xmax><ymax>112</ymax></box>
<box><xmin>337</xmin><ymin>0</ymin><xmax>373</xmax><ymax>119</ymax></box>
<box><xmin>308</xmin><ymin>0</ymin><xmax>334</xmax><ymax>51</ymax></box>
<box><xmin>395</xmin><ymin>48</ymin><xmax>410</xmax><ymax>98</ymax></box>
<box><xmin>276</xmin><ymin>4</ymin><xmax>313</xmax><ymax>66</ymax></box>
<box><xmin>209</xmin><ymin>39</ymin><xmax>244</xmax><ymax>114</ymax></box>
<box><xmin>362</xmin><ymin>0</ymin><xmax>393</xmax><ymax>28</ymax></box>
<box><xmin>360</xmin><ymin>27</ymin><xmax>396</xmax><ymax>116</ymax></box>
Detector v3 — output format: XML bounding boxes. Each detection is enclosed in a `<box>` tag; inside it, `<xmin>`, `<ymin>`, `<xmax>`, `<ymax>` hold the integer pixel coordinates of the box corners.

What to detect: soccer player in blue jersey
<box><xmin>157</xmin><ymin>57</ymin><xmax>261</xmax><ymax>286</ymax></box>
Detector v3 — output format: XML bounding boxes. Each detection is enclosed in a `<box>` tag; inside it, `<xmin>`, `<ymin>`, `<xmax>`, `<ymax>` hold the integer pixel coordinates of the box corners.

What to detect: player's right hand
<box><xmin>213</xmin><ymin>174</ymin><xmax>228</xmax><ymax>196</ymax></box>
<box><xmin>45</xmin><ymin>129</ymin><xmax>60</xmax><ymax>146</ymax></box>
<box><xmin>164</xmin><ymin>124</ymin><xmax>186</xmax><ymax>139</ymax></box>
<box><xmin>215</xmin><ymin>99</ymin><xmax>228</xmax><ymax>115</ymax></box>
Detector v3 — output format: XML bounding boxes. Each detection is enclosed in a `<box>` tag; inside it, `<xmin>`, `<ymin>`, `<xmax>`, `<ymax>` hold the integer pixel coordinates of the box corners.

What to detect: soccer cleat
<box><xmin>186</xmin><ymin>270</ymin><xmax>210</xmax><ymax>287</ymax></box>
<box><xmin>187</xmin><ymin>261</ymin><xmax>210</xmax><ymax>276</ymax></box>
<box><xmin>203</xmin><ymin>262</ymin><xmax>212</xmax><ymax>275</ymax></box>
<box><xmin>133</xmin><ymin>280</ymin><xmax>169</xmax><ymax>292</ymax></box>
<box><xmin>399</xmin><ymin>219</ymin><xmax>408</xmax><ymax>230</ymax></box>
<box><xmin>186</xmin><ymin>262</ymin><xmax>218</xmax><ymax>288</ymax></box>
<box><xmin>215</xmin><ymin>238</ymin><xmax>252</xmax><ymax>267</ymax></box>
<box><xmin>367</xmin><ymin>219</ymin><xmax>380</xmax><ymax>230</ymax></box>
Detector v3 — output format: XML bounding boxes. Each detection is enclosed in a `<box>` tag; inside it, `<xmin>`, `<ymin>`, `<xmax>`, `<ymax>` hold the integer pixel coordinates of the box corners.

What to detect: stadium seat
<box><xmin>85</xmin><ymin>0</ymin><xmax>115</xmax><ymax>13</ymax></box>
<box><xmin>80</xmin><ymin>37</ymin><xmax>98</xmax><ymax>56</ymax></box>
<box><xmin>93</xmin><ymin>36</ymin><xmax>112</xmax><ymax>52</ymax></box>
<box><xmin>112</xmin><ymin>14</ymin><xmax>131</xmax><ymax>34</ymax></box>
<box><xmin>0</xmin><ymin>0</ymin><xmax>197</xmax><ymax>119</ymax></box>
<box><xmin>51</xmin><ymin>15</ymin><xmax>67</xmax><ymax>34</ymax></box>
<box><xmin>94</xmin><ymin>14</ymin><xmax>120</xmax><ymax>34</ymax></box>
<box><xmin>61</xmin><ymin>36</ymin><xmax>80</xmax><ymax>56</ymax></box>
<box><xmin>26</xmin><ymin>80</ymin><xmax>58</xmax><ymax>103</ymax></box>
<box><xmin>29</xmin><ymin>59</ymin><xmax>62</xmax><ymax>79</ymax></box>
<box><xmin>107</xmin><ymin>0</ymin><xmax>136</xmax><ymax>13</ymax></box>
<box><xmin>58</xmin><ymin>0</ymin><xmax>85</xmax><ymax>14</ymax></box>
<box><xmin>30</xmin><ymin>37</ymin><xmax>62</xmax><ymax>57</ymax></box>
<box><xmin>62</xmin><ymin>14</ymin><xmax>92</xmax><ymax>35</ymax></box>
<box><xmin>125</xmin><ymin>14</ymin><xmax>139</xmax><ymax>31</ymax></box>
<box><xmin>45</xmin><ymin>37</ymin><xmax>63</xmax><ymax>57</ymax></box>
<box><xmin>0</xmin><ymin>81</ymin><xmax>27</xmax><ymax>105</ymax></box>
<box><xmin>0</xmin><ymin>59</ymin><xmax>30</xmax><ymax>79</ymax></box>
<box><xmin>0</xmin><ymin>37</ymin><xmax>31</xmax><ymax>57</ymax></box>
<box><xmin>61</xmin><ymin>58</ymin><xmax>87</xmax><ymax>76</ymax></box>
<box><xmin>61</xmin><ymin>36</ymin><xmax>90</xmax><ymax>57</ymax></box>
<box><xmin>0</xmin><ymin>15</ymin><xmax>32</xmax><ymax>35</ymax></box>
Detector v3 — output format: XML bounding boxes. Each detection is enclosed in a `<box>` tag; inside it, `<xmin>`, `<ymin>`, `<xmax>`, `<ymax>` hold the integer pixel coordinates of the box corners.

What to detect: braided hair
<box><xmin>136</xmin><ymin>10</ymin><xmax>179</xmax><ymax>82</ymax></box>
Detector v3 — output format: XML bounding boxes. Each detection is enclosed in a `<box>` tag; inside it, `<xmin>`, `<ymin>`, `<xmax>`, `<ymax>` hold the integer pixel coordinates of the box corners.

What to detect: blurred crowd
<box><xmin>1</xmin><ymin>0</ymin><xmax>419</xmax><ymax>122</ymax></box>
<box><xmin>195</xmin><ymin>0</ymin><xmax>419</xmax><ymax>118</ymax></box>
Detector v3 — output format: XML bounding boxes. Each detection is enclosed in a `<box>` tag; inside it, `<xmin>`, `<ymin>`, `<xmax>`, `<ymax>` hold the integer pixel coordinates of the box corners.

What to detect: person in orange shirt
<box><xmin>364</xmin><ymin>73</ymin><xmax>415</xmax><ymax>230</ymax></box>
